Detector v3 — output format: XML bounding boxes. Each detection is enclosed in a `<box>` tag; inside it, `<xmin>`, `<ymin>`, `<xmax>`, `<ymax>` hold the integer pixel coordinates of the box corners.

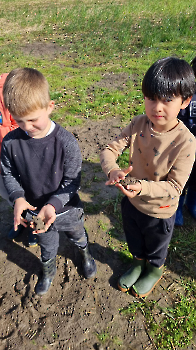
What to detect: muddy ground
<box><xmin>0</xmin><ymin>116</ymin><xmax>196</xmax><ymax>350</ymax></box>
<box><xmin>0</xmin><ymin>39</ymin><xmax>195</xmax><ymax>350</ymax></box>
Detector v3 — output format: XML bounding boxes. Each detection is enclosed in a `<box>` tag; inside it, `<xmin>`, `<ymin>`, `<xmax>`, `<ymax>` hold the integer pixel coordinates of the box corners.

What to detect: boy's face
<box><xmin>144</xmin><ymin>96</ymin><xmax>191</xmax><ymax>133</ymax></box>
<box><xmin>13</xmin><ymin>101</ymin><xmax>54</xmax><ymax>139</ymax></box>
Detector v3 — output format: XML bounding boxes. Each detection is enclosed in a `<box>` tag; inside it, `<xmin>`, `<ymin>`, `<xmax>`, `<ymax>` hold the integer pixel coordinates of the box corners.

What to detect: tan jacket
<box><xmin>100</xmin><ymin>114</ymin><xmax>196</xmax><ymax>218</ymax></box>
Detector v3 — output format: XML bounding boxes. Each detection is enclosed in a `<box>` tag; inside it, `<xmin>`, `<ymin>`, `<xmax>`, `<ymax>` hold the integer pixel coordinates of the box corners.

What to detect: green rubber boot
<box><xmin>118</xmin><ymin>257</ymin><xmax>146</xmax><ymax>292</ymax></box>
<box><xmin>132</xmin><ymin>261</ymin><xmax>164</xmax><ymax>297</ymax></box>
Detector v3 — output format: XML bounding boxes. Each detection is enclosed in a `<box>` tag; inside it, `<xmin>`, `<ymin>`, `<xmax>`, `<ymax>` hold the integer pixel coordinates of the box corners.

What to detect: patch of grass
<box><xmin>118</xmin><ymin>242</ymin><xmax>133</xmax><ymax>263</ymax></box>
<box><xmin>105</xmin><ymin>225</ymin><xmax>132</xmax><ymax>263</ymax></box>
<box><xmin>96</xmin><ymin>330</ymin><xmax>110</xmax><ymax>343</ymax></box>
<box><xmin>113</xmin><ymin>335</ymin><xmax>123</xmax><ymax>347</ymax></box>
<box><xmin>120</xmin><ymin>280</ymin><xmax>196</xmax><ymax>349</ymax></box>
<box><xmin>169</xmin><ymin>224</ymin><xmax>196</xmax><ymax>277</ymax></box>
<box><xmin>91</xmin><ymin>189</ymin><xmax>101</xmax><ymax>197</ymax></box>
<box><xmin>92</xmin><ymin>175</ymin><xmax>103</xmax><ymax>183</ymax></box>
<box><xmin>103</xmin><ymin>192</ymin><xmax>123</xmax><ymax>224</ymax></box>
<box><xmin>101</xmin><ymin>193</ymin><xmax>133</xmax><ymax>261</ymax></box>
<box><xmin>98</xmin><ymin>220</ymin><xmax>108</xmax><ymax>231</ymax></box>
<box><xmin>52</xmin><ymin>333</ymin><xmax>59</xmax><ymax>339</ymax></box>
<box><xmin>52</xmin><ymin>111</ymin><xmax>84</xmax><ymax>127</ymax></box>
<box><xmin>0</xmin><ymin>0</ymin><xmax>195</xmax><ymax>124</ymax></box>
<box><xmin>83</xmin><ymin>202</ymin><xmax>102</xmax><ymax>214</ymax></box>
<box><xmin>153</xmin><ymin>295</ymin><xmax>196</xmax><ymax>349</ymax></box>
<box><xmin>117</xmin><ymin>149</ymin><xmax>129</xmax><ymax>169</ymax></box>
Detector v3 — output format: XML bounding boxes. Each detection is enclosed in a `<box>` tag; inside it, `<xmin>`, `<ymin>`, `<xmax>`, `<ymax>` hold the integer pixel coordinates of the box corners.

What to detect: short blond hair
<box><xmin>3</xmin><ymin>68</ymin><xmax>51</xmax><ymax>117</ymax></box>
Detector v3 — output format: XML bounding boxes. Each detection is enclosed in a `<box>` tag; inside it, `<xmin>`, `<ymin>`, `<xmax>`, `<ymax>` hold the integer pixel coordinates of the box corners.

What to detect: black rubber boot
<box><xmin>79</xmin><ymin>245</ymin><xmax>97</xmax><ymax>278</ymax></box>
<box><xmin>35</xmin><ymin>257</ymin><xmax>56</xmax><ymax>296</ymax></box>
<box><xmin>118</xmin><ymin>257</ymin><xmax>146</xmax><ymax>292</ymax></box>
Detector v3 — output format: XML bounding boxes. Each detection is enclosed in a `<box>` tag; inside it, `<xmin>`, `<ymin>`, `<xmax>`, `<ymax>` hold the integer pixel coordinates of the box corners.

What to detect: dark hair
<box><xmin>191</xmin><ymin>56</ymin><xmax>196</xmax><ymax>77</ymax></box>
<box><xmin>142</xmin><ymin>57</ymin><xmax>195</xmax><ymax>101</ymax></box>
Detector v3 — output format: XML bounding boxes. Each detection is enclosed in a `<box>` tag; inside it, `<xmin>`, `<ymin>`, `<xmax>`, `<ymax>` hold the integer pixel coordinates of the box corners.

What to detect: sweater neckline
<box><xmin>25</xmin><ymin>122</ymin><xmax>59</xmax><ymax>142</ymax></box>
<box><xmin>149</xmin><ymin>119</ymin><xmax>182</xmax><ymax>136</ymax></box>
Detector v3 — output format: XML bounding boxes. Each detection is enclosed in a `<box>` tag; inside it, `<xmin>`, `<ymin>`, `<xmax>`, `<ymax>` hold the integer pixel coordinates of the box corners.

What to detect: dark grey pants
<box><xmin>26</xmin><ymin>202</ymin><xmax>87</xmax><ymax>261</ymax></box>
<box><xmin>121</xmin><ymin>196</ymin><xmax>176</xmax><ymax>267</ymax></box>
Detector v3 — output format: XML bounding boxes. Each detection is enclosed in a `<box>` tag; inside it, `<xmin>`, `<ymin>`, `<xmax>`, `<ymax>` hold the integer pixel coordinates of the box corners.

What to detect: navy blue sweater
<box><xmin>1</xmin><ymin>123</ymin><xmax>82</xmax><ymax>213</ymax></box>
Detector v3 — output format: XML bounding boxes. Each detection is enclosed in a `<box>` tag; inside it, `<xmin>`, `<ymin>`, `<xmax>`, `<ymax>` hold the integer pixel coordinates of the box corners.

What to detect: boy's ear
<box><xmin>48</xmin><ymin>100</ymin><xmax>55</xmax><ymax>113</ymax></box>
<box><xmin>181</xmin><ymin>96</ymin><xmax>192</xmax><ymax>110</ymax></box>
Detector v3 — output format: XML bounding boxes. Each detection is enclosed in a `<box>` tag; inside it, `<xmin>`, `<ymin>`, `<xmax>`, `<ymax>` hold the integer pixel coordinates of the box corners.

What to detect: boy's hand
<box><xmin>31</xmin><ymin>204</ymin><xmax>56</xmax><ymax>233</ymax></box>
<box><xmin>105</xmin><ymin>166</ymin><xmax>133</xmax><ymax>185</ymax></box>
<box><xmin>115</xmin><ymin>181</ymin><xmax>142</xmax><ymax>198</ymax></box>
<box><xmin>14</xmin><ymin>197</ymin><xmax>37</xmax><ymax>231</ymax></box>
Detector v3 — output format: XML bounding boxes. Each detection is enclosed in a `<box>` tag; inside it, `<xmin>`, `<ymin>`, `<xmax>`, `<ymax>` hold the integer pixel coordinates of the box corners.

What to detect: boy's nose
<box><xmin>22</xmin><ymin>122</ymin><xmax>32</xmax><ymax>131</ymax></box>
<box><xmin>153</xmin><ymin>100</ymin><xmax>163</xmax><ymax>112</ymax></box>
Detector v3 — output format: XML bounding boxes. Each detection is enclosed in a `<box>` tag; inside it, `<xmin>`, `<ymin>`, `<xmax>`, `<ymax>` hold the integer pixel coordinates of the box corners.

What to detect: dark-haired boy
<box><xmin>100</xmin><ymin>57</ymin><xmax>195</xmax><ymax>297</ymax></box>
<box><xmin>1</xmin><ymin>68</ymin><xmax>97</xmax><ymax>296</ymax></box>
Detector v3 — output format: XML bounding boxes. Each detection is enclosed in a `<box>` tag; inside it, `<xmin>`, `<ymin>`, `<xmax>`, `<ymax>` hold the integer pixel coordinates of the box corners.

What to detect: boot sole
<box><xmin>117</xmin><ymin>281</ymin><xmax>130</xmax><ymax>293</ymax></box>
<box><xmin>132</xmin><ymin>276</ymin><xmax>162</xmax><ymax>298</ymax></box>
<box><xmin>28</xmin><ymin>243</ymin><xmax>38</xmax><ymax>247</ymax></box>
<box><xmin>84</xmin><ymin>267</ymin><xmax>97</xmax><ymax>279</ymax></box>
<box><xmin>35</xmin><ymin>283</ymin><xmax>53</xmax><ymax>296</ymax></box>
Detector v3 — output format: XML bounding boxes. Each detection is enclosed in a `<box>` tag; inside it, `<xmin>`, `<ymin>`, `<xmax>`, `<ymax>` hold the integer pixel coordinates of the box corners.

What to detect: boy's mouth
<box><xmin>154</xmin><ymin>115</ymin><xmax>163</xmax><ymax>119</ymax></box>
<box><xmin>26</xmin><ymin>129</ymin><xmax>37</xmax><ymax>136</ymax></box>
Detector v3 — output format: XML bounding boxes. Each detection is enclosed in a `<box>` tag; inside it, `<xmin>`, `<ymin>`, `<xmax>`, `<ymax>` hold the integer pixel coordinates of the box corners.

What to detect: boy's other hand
<box><xmin>115</xmin><ymin>181</ymin><xmax>142</xmax><ymax>198</ymax></box>
<box><xmin>31</xmin><ymin>204</ymin><xmax>56</xmax><ymax>233</ymax></box>
<box><xmin>105</xmin><ymin>166</ymin><xmax>133</xmax><ymax>185</ymax></box>
<box><xmin>14</xmin><ymin>197</ymin><xmax>37</xmax><ymax>231</ymax></box>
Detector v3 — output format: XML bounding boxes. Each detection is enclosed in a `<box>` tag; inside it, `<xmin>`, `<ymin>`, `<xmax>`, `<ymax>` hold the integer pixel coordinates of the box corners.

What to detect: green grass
<box><xmin>169</xmin><ymin>225</ymin><xmax>196</xmax><ymax>276</ymax></box>
<box><xmin>96</xmin><ymin>330</ymin><xmax>110</xmax><ymax>343</ymax></box>
<box><xmin>120</xmin><ymin>280</ymin><xmax>196</xmax><ymax>349</ymax></box>
<box><xmin>0</xmin><ymin>0</ymin><xmax>195</xmax><ymax>125</ymax></box>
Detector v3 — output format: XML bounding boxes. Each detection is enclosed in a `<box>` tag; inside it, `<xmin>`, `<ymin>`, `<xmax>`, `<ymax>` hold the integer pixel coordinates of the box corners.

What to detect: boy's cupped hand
<box><xmin>105</xmin><ymin>166</ymin><xmax>133</xmax><ymax>185</ymax></box>
<box><xmin>115</xmin><ymin>181</ymin><xmax>142</xmax><ymax>198</ymax></box>
<box><xmin>30</xmin><ymin>204</ymin><xmax>56</xmax><ymax>234</ymax></box>
<box><xmin>14</xmin><ymin>197</ymin><xmax>37</xmax><ymax>231</ymax></box>
<box><xmin>105</xmin><ymin>166</ymin><xmax>142</xmax><ymax>198</ymax></box>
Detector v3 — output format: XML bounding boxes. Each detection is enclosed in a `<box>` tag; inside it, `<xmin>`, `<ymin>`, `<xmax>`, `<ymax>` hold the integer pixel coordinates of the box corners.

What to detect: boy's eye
<box><xmin>145</xmin><ymin>97</ymin><xmax>155</xmax><ymax>101</ymax></box>
<box><xmin>162</xmin><ymin>96</ymin><xmax>173</xmax><ymax>102</ymax></box>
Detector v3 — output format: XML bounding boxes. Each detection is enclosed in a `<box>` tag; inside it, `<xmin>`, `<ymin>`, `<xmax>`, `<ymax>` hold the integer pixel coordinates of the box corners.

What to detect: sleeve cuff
<box><xmin>10</xmin><ymin>191</ymin><xmax>25</xmax><ymax>205</ymax></box>
<box><xmin>46</xmin><ymin>197</ymin><xmax>62</xmax><ymax>213</ymax></box>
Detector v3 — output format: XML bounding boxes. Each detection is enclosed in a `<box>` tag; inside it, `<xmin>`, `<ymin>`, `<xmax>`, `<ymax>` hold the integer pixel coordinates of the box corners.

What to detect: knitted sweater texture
<box><xmin>100</xmin><ymin>114</ymin><xmax>196</xmax><ymax>218</ymax></box>
<box><xmin>1</xmin><ymin>123</ymin><xmax>82</xmax><ymax>213</ymax></box>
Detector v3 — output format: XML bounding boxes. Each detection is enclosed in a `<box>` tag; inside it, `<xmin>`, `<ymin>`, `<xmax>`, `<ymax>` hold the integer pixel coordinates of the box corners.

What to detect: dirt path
<box><xmin>0</xmin><ymin>117</ymin><xmax>196</xmax><ymax>350</ymax></box>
